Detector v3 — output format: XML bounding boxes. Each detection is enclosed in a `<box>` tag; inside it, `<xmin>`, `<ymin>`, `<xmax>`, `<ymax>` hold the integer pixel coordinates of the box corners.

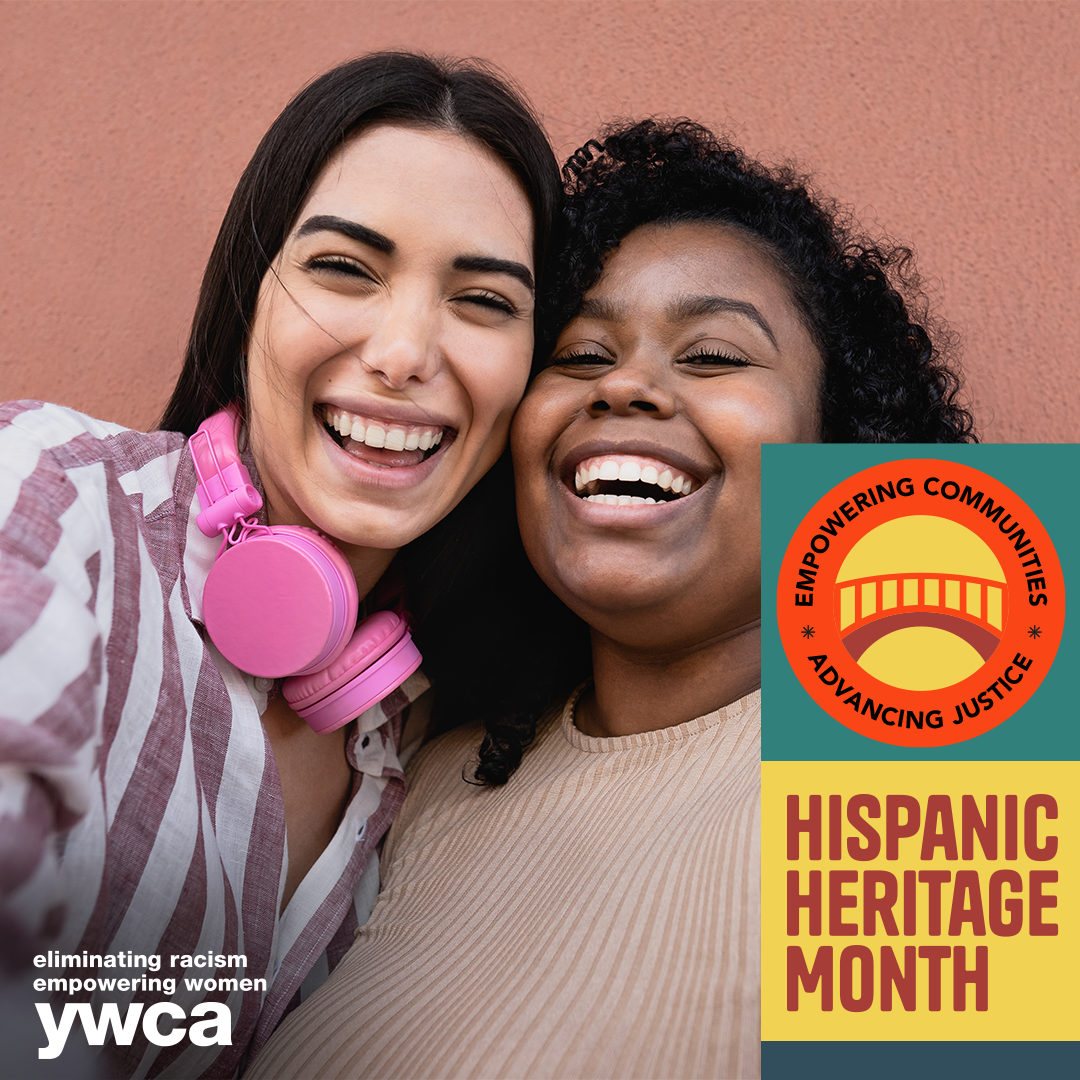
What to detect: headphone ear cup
<box><xmin>282</xmin><ymin>610</ymin><xmax>423</xmax><ymax>734</ymax></box>
<box><xmin>202</xmin><ymin>527</ymin><xmax>358</xmax><ymax>678</ymax></box>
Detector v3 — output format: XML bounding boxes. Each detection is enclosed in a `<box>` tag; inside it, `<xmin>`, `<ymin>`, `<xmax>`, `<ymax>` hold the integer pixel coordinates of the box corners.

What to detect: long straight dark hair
<box><xmin>161</xmin><ymin>53</ymin><xmax>561</xmax><ymax>734</ymax></box>
<box><xmin>162</xmin><ymin>51</ymin><xmax>559</xmax><ymax>435</ymax></box>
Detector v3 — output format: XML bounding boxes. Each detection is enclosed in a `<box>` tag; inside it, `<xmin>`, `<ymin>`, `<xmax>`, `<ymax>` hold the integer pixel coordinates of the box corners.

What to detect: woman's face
<box><xmin>512</xmin><ymin>221</ymin><xmax>823</xmax><ymax>652</ymax></box>
<box><xmin>246</xmin><ymin>124</ymin><xmax>535</xmax><ymax>564</ymax></box>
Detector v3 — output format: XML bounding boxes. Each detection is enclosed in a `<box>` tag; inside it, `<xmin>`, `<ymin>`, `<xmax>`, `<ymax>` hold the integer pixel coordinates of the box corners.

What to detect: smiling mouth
<box><xmin>322</xmin><ymin>406</ymin><xmax>450</xmax><ymax>464</ymax></box>
<box><xmin>572</xmin><ymin>455</ymin><xmax>701</xmax><ymax>505</ymax></box>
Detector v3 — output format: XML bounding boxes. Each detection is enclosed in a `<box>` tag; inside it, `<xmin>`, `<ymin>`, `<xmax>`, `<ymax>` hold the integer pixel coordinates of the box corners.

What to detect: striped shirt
<box><xmin>248</xmin><ymin>688</ymin><xmax>761</xmax><ymax>1080</ymax></box>
<box><xmin>0</xmin><ymin>401</ymin><xmax>426</xmax><ymax>1078</ymax></box>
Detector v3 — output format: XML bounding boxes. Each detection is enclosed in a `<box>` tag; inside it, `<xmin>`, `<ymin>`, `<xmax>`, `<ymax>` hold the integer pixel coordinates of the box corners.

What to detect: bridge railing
<box><xmin>834</xmin><ymin>574</ymin><xmax>1006</xmax><ymax>634</ymax></box>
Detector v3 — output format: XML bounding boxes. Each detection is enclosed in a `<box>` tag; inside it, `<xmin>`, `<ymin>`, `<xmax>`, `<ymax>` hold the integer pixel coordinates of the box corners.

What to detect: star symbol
<box><xmin>801</xmin><ymin>625</ymin><xmax>816</xmax><ymax>639</ymax></box>
<box><xmin>1028</xmin><ymin>626</ymin><xmax>1042</xmax><ymax>639</ymax></box>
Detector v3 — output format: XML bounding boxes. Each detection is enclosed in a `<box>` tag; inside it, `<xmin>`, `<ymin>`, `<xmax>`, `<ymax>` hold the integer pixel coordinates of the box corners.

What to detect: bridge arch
<box><xmin>835</xmin><ymin>573</ymin><xmax>1007</xmax><ymax>664</ymax></box>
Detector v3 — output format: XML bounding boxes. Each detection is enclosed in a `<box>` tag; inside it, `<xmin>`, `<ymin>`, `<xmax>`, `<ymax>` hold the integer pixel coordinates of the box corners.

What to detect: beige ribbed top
<box><xmin>248</xmin><ymin>689</ymin><xmax>761</xmax><ymax>1080</ymax></box>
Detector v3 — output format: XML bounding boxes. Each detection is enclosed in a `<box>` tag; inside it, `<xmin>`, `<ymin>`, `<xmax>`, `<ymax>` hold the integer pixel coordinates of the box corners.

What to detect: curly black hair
<box><xmin>542</xmin><ymin>119</ymin><xmax>975</xmax><ymax>441</ymax></box>
<box><xmin>472</xmin><ymin>118</ymin><xmax>976</xmax><ymax>786</ymax></box>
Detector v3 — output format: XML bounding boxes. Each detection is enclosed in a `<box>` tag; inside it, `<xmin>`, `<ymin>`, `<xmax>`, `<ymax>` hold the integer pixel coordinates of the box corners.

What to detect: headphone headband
<box><xmin>190</xmin><ymin>405</ymin><xmax>262</xmax><ymax>537</ymax></box>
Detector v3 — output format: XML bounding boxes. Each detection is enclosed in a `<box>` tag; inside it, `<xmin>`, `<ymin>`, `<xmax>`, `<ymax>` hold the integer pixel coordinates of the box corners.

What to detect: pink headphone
<box><xmin>189</xmin><ymin>407</ymin><xmax>422</xmax><ymax>734</ymax></box>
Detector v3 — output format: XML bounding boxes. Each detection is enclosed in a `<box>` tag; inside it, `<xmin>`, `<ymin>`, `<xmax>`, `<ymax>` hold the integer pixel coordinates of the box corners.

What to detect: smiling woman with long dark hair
<box><xmin>0</xmin><ymin>51</ymin><xmax>558</xmax><ymax>1078</ymax></box>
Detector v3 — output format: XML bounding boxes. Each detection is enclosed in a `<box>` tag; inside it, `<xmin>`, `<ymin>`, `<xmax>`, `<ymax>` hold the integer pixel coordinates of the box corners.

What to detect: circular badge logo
<box><xmin>777</xmin><ymin>460</ymin><xmax>1064</xmax><ymax>746</ymax></box>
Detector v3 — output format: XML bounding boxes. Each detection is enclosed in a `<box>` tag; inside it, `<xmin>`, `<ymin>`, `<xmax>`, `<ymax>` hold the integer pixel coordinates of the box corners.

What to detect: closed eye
<box><xmin>549</xmin><ymin>348</ymin><xmax>613</xmax><ymax>367</ymax></box>
<box><xmin>305</xmin><ymin>255</ymin><xmax>373</xmax><ymax>280</ymax></box>
<box><xmin>457</xmin><ymin>291</ymin><xmax>519</xmax><ymax>317</ymax></box>
<box><xmin>681</xmin><ymin>349</ymin><xmax>751</xmax><ymax>367</ymax></box>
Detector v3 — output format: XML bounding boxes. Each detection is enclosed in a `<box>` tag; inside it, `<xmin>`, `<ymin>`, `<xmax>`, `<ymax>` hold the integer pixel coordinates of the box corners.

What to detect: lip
<box><xmin>558</xmin><ymin>437</ymin><xmax>709</xmax><ymax>491</ymax></box>
<box><xmin>559</xmin><ymin>477</ymin><xmax>704</xmax><ymax>527</ymax></box>
<box><xmin>317</xmin><ymin>395</ymin><xmax>457</xmax><ymax>433</ymax></box>
<box><xmin>316</xmin><ymin>409</ymin><xmax>456</xmax><ymax>491</ymax></box>
<box><xmin>553</xmin><ymin>436</ymin><xmax>718</xmax><ymax>526</ymax></box>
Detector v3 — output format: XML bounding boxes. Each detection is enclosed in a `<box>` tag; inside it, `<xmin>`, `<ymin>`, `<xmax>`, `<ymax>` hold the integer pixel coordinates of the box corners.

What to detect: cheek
<box><xmin>510</xmin><ymin>395</ymin><xmax>565</xmax><ymax>540</ymax></box>
<box><xmin>246</xmin><ymin>329</ymin><xmax>317</xmax><ymax>427</ymax></box>
<box><xmin>732</xmin><ymin>380</ymin><xmax>821</xmax><ymax>446</ymax></box>
<box><xmin>509</xmin><ymin>383</ymin><xmax>566</xmax><ymax>486</ymax></box>
<box><xmin>508</xmin><ymin>393</ymin><xmax>540</xmax><ymax>466</ymax></box>
<box><xmin>457</xmin><ymin>332</ymin><xmax>533</xmax><ymax>431</ymax></box>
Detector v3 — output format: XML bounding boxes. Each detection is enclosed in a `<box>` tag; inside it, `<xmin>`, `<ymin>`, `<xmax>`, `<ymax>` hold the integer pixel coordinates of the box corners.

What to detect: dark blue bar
<box><xmin>762</xmin><ymin>1041</ymin><xmax>1078</xmax><ymax>1078</ymax></box>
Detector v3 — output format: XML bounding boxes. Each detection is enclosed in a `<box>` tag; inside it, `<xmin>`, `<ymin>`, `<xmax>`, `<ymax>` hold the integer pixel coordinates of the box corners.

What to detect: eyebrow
<box><xmin>577</xmin><ymin>296</ymin><xmax>625</xmax><ymax>322</ymax></box>
<box><xmin>293</xmin><ymin>217</ymin><xmax>533</xmax><ymax>293</ymax></box>
<box><xmin>577</xmin><ymin>293</ymin><xmax>779</xmax><ymax>350</ymax></box>
<box><xmin>295</xmin><ymin>215</ymin><xmax>394</xmax><ymax>254</ymax></box>
<box><xmin>670</xmin><ymin>294</ymin><xmax>779</xmax><ymax>350</ymax></box>
<box><xmin>453</xmin><ymin>254</ymin><xmax>534</xmax><ymax>294</ymax></box>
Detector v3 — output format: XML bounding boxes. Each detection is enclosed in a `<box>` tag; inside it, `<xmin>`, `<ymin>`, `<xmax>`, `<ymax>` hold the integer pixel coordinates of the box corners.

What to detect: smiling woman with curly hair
<box><xmin>471</xmin><ymin>118</ymin><xmax>977</xmax><ymax>791</ymax></box>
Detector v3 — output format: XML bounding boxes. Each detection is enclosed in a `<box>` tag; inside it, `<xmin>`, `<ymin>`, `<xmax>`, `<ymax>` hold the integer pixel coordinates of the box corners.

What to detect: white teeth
<box><xmin>574</xmin><ymin>456</ymin><xmax>698</xmax><ymax>501</ymax></box>
<box><xmin>326</xmin><ymin>406</ymin><xmax>444</xmax><ymax>455</ymax></box>
<box><xmin>583</xmin><ymin>494</ymin><xmax>659</xmax><ymax>506</ymax></box>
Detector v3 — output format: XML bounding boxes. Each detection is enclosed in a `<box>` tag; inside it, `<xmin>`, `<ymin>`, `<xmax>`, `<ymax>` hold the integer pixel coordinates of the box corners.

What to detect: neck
<box><xmin>575</xmin><ymin>621</ymin><xmax>761</xmax><ymax>739</ymax></box>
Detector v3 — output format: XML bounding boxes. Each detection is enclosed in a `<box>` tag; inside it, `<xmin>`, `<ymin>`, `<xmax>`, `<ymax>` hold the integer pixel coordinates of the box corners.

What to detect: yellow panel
<box><xmin>839</xmin><ymin>586</ymin><xmax>856</xmax><ymax>629</ymax></box>
<box><xmin>762</xmin><ymin>761</ymin><xmax>1079</xmax><ymax>1041</ymax></box>
<box><xmin>882</xmin><ymin>579</ymin><xmax>897</xmax><ymax>609</ymax></box>
<box><xmin>945</xmin><ymin>579</ymin><xmax>961</xmax><ymax>608</ymax></box>
<box><xmin>987</xmin><ymin>586</ymin><xmax>1002</xmax><ymax>630</ymax></box>
<box><xmin>903</xmin><ymin>578</ymin><xmax>919</xmax><ymax>606</ymax></box>
<box><xmin>924</xmin><ymin>578</ymin><xmax>939</xmax><ymax>605</ymax></box>
<box><xmin>861</xmin><ymin>581</ymin><xmax>877</xmax><ymax>617</ymax></box>
<box><xmin>966</xmin><ymin>580</ymin><xmax>981</xmax><ymax>617</ymax></box>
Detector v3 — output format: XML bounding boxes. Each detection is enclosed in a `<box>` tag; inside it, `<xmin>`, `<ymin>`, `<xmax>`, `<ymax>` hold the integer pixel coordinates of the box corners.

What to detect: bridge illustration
<box><xmin>835</xmin><ymin>574</ymin><xmax>1007</xmax><ymax>662</ymax></box>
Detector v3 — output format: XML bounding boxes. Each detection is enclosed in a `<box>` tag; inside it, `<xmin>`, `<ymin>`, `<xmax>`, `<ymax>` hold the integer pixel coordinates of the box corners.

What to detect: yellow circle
<box><xmin>857</xmin><ymin>625</ymin><xmax>985</xmax><ymax>690</ymax></box>
<box><xmin>838</xmin><ymin>515</ymin><xmax>1005</xmax><ymax>582</ymax></box>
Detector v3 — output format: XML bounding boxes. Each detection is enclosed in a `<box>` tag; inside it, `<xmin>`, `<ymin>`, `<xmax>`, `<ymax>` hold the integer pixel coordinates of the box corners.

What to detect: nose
<box><xmin>356</xmin><ymin>292</ymin><xmax>441</xmax><ymax>390</ymax></box>
<box><xmin>586</xmin><ymin>355</ymin><xmax>676</xmax><ymax>419</ymax></box>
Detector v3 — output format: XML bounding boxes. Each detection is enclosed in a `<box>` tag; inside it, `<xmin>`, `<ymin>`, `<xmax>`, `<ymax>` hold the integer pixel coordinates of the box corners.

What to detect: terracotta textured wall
<box><xmin>0</xmin><ymin>0</ymin><xmax>1076</xmax><ymax>440</ymax></box>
